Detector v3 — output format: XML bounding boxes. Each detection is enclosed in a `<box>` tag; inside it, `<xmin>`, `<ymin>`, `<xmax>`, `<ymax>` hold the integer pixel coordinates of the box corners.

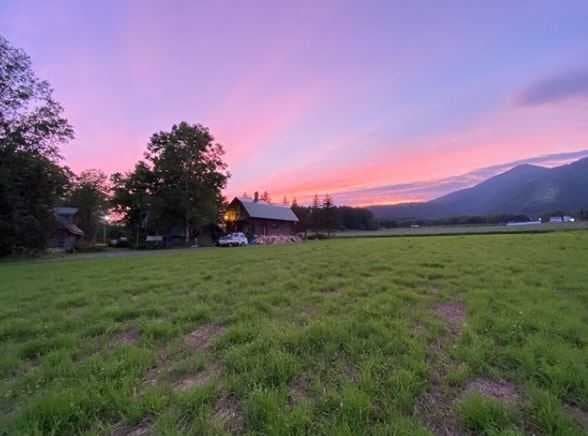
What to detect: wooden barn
<box><xmin>224</xmin><ymin>197</ymin><xmax>299</xmax><ymax>237</ymax></box>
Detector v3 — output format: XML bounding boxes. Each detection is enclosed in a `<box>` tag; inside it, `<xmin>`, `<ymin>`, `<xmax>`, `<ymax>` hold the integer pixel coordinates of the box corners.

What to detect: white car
<box><xmin>218</xmin><ymin>232</ymin><xmax>248</xmax><ymax>247</ymax></box>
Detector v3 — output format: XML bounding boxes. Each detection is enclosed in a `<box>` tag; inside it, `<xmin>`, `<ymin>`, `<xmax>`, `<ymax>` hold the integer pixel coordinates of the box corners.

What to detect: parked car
<box><xmin>218</xmin><ymin>232</ymin><xmax>248</xmax><ymax>247</ymax></box>
<box><xmin>108</xmin><ymin>236</ymin><xmax>129</xmax><ymax>247</ymax></box>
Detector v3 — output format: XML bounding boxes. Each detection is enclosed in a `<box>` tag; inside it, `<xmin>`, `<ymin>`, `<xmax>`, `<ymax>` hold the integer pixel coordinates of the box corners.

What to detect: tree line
<box><xmin>290</xmin><ymin>194</ymin><xmax>378</xmax><ymax>236</ymax></box>
<box><xmin>0</xmin><ymin>36</ymin><xmax>228</xmax><ymax>255</ymax></box>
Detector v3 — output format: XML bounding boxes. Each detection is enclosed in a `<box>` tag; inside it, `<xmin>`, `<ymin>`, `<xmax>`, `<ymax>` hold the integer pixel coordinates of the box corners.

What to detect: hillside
<box><xmin>370</xmin><ymin>157</ymin><xmax>588</xmax><ymax>220</ymax></box>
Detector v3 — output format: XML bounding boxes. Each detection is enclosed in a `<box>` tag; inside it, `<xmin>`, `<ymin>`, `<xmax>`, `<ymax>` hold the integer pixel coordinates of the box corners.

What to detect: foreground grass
<box><xmin>0</xmin><ymin>232</ymin><xmax>587</xmax><ymax>435</ymax></box>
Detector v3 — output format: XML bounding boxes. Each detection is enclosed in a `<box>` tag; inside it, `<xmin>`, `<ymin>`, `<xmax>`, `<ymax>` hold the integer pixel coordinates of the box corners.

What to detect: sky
<box><xmin>2</xmin><ymin>0</ymin><xmax>588</xmax><ymax>205</ymax></box>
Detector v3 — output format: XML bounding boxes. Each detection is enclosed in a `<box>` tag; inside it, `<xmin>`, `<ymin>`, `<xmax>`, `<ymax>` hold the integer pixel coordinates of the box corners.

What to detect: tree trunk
<box><xmin>185</xmin><ymin>220</ymin><xmax>191</xmax><ymax>245</ymax></box>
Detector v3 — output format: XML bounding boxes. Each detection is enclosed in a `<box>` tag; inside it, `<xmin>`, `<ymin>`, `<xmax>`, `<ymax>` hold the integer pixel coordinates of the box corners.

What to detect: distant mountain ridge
<box><xmin>369</xmin><ymin>157</ymin><xmax>588</xmax><ymax>220</ymax></box>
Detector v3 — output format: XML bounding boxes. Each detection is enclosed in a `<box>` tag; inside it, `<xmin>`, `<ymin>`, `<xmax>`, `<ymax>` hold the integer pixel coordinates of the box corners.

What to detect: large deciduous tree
<box><xmin>0</xmin><ymin>35</ymin><xmax>74</xmax><ymax>255</ymax></box>
<box><xmin>112</xmin><ymin>123</ymin><xmax>229</xmax><ymax>245</ymax></box>
<box><xmin>146</xmin><ymin>122</ymin><xmax>229</xmax><ymax>243</ymax></box>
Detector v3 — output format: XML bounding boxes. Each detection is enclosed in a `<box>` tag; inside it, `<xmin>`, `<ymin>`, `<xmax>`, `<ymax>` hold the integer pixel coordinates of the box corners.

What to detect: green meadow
<box><xmin>1</xmin><ymin>232</ymin><xmax>587</xmax><ymax>435</ymax></box>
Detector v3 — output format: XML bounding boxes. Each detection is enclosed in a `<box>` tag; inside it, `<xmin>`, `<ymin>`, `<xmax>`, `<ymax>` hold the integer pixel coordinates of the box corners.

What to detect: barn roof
<box><xmin>235</xmin><ymin>198</ymin><xmax>299</xmax><ymax>222</ymax></box>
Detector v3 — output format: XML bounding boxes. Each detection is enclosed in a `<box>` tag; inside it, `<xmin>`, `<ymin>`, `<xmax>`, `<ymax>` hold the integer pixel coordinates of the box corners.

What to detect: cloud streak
<box><xmin>331</xmin><ymin>149</ymin><xmax>588</xmax><ymax>206</ymax></box>
<box><xmin>518</xmin><ymin>69</ymin><xmax>588</xmax><ymax>106</ymax></box>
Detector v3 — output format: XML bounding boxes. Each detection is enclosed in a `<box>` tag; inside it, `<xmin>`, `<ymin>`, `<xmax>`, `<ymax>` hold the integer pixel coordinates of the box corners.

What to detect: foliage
<box><xmin>291</xmin><ymin>198</ymin><xmax>377</xmax><ymax>235</ymax></box>
<box><xmin>0</xmin><ymin>35</ymin><xmax>73</xmax><ymax>256</ymax></box>
<box><xmin>66</xmin><ymin>169</ymin><xmax>109</xmax><ymax>243</ymax></box>
<box><xmin>1</xmin><ymin>232</ymin><xmax>587</xmax><ymax>434</ymax></box>
<box><xmin>260</xmin><ymin>191</ymin><xmax>271</xmax><ymax>203</ymax></box>
<box><xmin>0</xmin><ymin>35</ymin><xmax>73</xmax><ymax>158</ymax></box>
<box><xmin>310</xmin><ymin>194</ymin><xmax>321</xmax><ymax>235</ymax></box>
<box><xmin>322</xmin><ymin>194</ymin><xmax>336</xmax><ymax>236</ymax></box>
<box><xmin>146</xmin><ymin>122</ymin><xmax>228</xmax><ymax>243</ymax></box>
<box><xmin>111</xmin><ymin>123</ymin><xmax>229</xmax><ymax>246</ymax></box>
<box><xmin>111</xmin><ymin>161</ymin><xmax>155</xmax><ymax>246</ymax></box>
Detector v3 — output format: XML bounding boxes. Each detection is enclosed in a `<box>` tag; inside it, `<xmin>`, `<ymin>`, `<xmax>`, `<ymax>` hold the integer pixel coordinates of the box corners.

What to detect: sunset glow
<box><xmin>2</xmin><ymin>1</ymin><xmax>587</xmax><ymax>205</ymax></box>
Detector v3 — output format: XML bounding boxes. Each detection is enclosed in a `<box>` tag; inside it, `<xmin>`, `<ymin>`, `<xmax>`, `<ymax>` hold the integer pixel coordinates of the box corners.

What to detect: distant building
<box><xmin>224</xmin><ymin>197</ymin><xmax>299</xmax><ymax>236</ymax></box>
<box><xmin>50</xmin><ymin>207</ymin><xmax>84</xmax><ymax>250</ymax></box>
<box><xmin>506</xmin><ymin>220</ymin><xmax>542</xmax><ymax>226</ymax></box>
<box><xmin>549</xmin><ymin>215</ymin><xmax>575</xmax><ymax>224</ymax></box>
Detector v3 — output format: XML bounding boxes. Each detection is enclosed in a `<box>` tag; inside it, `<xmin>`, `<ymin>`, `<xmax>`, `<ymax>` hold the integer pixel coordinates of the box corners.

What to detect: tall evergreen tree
<box><xmin>311</xmin><ymin>194</ymin><xmax>321</xmax><ymax>235</ymax></box>
<box><xmin>261</xmin><ymin>191</ymin><xmax>271</xmax><ymax>203</ymax></box>
<box><xmin>322</xmin><ymin>194</ymin><xmax>336</xmax><ymax>237</ymax></box>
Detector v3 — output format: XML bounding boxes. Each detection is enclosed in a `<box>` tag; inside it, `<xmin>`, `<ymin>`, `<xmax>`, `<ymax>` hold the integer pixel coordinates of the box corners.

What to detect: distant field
<box><xmin>1</xmin><ymin>233</ymin><xmax>587</xmax><ymax>435</ymax></box>
<box><xmin>337</xmin><ymin>221</ymin><xmax>588</xmax><ymax>238</ymax></box>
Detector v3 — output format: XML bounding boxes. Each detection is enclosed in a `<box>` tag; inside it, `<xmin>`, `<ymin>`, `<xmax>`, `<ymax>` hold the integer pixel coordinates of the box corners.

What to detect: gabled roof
<box><xmin>235</xmin><ymin>198</ymin><xmax>299</xmax><ymax>222</ymax></box>
<box><xmin>64</xmin><ymin>223</ymin><xmax>84</xmax><ymax>236</ymax></box>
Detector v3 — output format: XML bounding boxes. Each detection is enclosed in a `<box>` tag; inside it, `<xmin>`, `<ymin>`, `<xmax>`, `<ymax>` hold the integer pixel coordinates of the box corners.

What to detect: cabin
<box><xmin>50</xmin><ymin>207</ymin><xmax>84</xmax><ymax>250</ymax></box>
<box><xmin>224</xmin><ymin>197</ymin><xmax>299</xmax><ymax>237</ymax></box>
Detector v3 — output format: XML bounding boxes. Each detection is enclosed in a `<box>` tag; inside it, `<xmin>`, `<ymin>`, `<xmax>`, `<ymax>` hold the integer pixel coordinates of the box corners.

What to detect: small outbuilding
<box><xmin>51</xmin><ymin>207</ymin><xmax>84</xmax><ymax>250</ymax></box>
<box><xmin>549</xmin><ymin>215</ymin><xmax>575</xmax><ymax>224</ymax></box>
<box><xmin>224</xmin><ymin>197</ymin><xmax>299</xmax><ymax>237</ymax></box>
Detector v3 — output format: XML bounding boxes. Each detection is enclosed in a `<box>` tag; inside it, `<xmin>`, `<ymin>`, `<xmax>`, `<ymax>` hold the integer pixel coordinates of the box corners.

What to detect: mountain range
<box><xmin>369</xmin><ymin>157</ymin><xmax>588</xmax><ymax>220</ymax></box>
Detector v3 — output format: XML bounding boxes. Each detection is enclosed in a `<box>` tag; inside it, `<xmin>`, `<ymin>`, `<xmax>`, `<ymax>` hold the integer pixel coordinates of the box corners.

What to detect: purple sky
<box><xmin>2</xmin><ymin>1</ymin><xmax>588</xmax><ymax>204</ymax></box>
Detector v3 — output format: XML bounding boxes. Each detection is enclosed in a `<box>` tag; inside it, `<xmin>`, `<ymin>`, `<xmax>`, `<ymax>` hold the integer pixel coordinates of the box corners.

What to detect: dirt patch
<box><xmin>414</xmin><ymin>301</ymin><xmax>467</xmax><ymax>435</ymax></box>
<box><xmin>113</xmin><ymin>326</ymin><xmax>140</xmax><ymax>346</ymax></box>
<box><xmin>343</xmin><ymin>363</ymin><xmax>360</xmax><ymax>384</ymax></box>
<box><xmin>565</xmin><ymin>404</ymin><xmax>588</xmax><ymax>432</ymax></box>
<box><xmin>184</xmin><ymin>324</ymin><xmax>225</xmax><ymax>351</ymax></box>
<box><xmin>319</xmin><ymin>285</ymin><xmax>340</xmax><ymax>294</ymax></box>
<box><xmin>213</xmin><ymin>394</ymin><xmax>243</xmax><ymax>434</ymax></box>
<box><xmin>463</xmin><ymin>378</ymin><xmax>519</xmax><ymax>403</ymax></box>
<box><xmin>302</xmin><ymin>305</ymin><xmax>319</xmax><ymax>318</ymax></box>
<box><xmin>112</xmin><ymin>418</ymin><xmax>152</xmax><ymax>436</ymax></box>
<box><xmin>144</xmin><ymin>324</ymin><xmax>225</xmax><ymax>387</ymax></box>
<box><xmin>434</xmin><ymin>302</ymin><xmax>465</xmax><ymax>333</ymax></box>
<box><xmin>173</xmin><ymin>363</ymin><xmax>221</xmax><ymax>392</ymax></box>
<box><xmin>415</xmin><ymin>387</ymin><xmax>460</xmax><ymax>436</ymax></box>
<box><xmin>288</xmin><ymin>375</ymin><xmax>310</xmax><ymax>405</ymax></box>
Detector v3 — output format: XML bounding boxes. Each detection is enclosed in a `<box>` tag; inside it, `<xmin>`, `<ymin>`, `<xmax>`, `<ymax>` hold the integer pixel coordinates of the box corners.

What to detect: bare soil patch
<box><xmin>144</xmin><ymin>323</ymin><xmax>225</xmax><ymax>387</ymax></box>
<box><xmin>319</xmin><ymin>285</ymin><xmax>340</xmax><ymax>294</ymax></box>
<box><xmin>565</xmin><ymin>404</ymin><xmax>588</xmax><ymax>432</ymax></box>
<box><xmin>288</xmin><ymin>374</ymin><xmax>310</xmax><ymax>405</ymax></box>
<box><xmin>112</xmin><ymin>418</ymin><xmax>152</xmax><ymax>436</ymax></box>
<box><xmin>434</xmin><ymin>302</ymin><xmax>465</xmax><ymax>334</ymax></box>
<box><xmin>113</xmin><ymin>326</ymin><xmax>140</xmax><ymax>346</ymax></box>
<box><xmin>414</xmin><ymin>301</ymin><xmax>467</xmax><ymax>435</ymax></box>
<box><xmin>343</xmin><ymin>362</ymin><xmax>360</xmax><ymax>384</ymax></box>
<box><xmin>302</xmin><ymin>305</ymin><xmax>319</xmax><ymax>318</ymax></box>
<box><xmin>173</xmin><ymin>362</ymin><xmax>221</xmax><ymax>392</ymax></box>
<box><xmin>184</xmin><ymin>324</ymin><xmax>225</xmax><ymax>351</ymax></box>
<box><xmin>463</xmin><ymin>377</ymin><xmax>519</xmax><ymax>403</ymax></box>
<box><xmin>213</xmin><ymin>393</ymin><xmax>243</xmax><ymax>434</ymax></box>
<box><xmin>415</xmin><ymin>387</ymin><xmax>460</xmax><ymax>436</ymax></box>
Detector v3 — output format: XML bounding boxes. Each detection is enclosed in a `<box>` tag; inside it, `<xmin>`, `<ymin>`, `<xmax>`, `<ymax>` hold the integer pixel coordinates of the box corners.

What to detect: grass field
<box><xmin>336</xmin><ymin>221</ymin><xmax>588</xmax><ymax>238</ymax></box>
<box><xmin>1</xmin><ymin>232</ymin><xmax>587</xmax><ymax>435</ymax></box>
